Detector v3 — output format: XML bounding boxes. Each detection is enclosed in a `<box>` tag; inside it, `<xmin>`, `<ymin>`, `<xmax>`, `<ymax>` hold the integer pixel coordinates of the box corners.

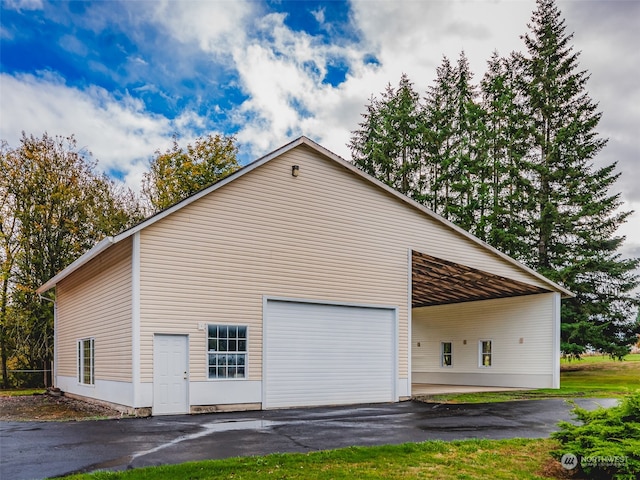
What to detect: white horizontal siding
<box><xmin>138</xmin><ymin>145</ymin><xmax>550</xmax><ymax>386</ymax></box>
<box><xmin>56</xmin><ymin>238</ymin><xmax>132</xmax><ymax>383</ymax></box>
<box><xmin>412</xmin><ymin>294</ymin><xmax>555</xmax><ymax>378</ymax></box>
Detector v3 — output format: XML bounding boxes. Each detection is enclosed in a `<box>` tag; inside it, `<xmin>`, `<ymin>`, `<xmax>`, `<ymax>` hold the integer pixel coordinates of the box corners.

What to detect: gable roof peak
<box><xmin>38</xmin><ymin>136</ymin><xmax>572</xmax><ymax>298</ymax></box>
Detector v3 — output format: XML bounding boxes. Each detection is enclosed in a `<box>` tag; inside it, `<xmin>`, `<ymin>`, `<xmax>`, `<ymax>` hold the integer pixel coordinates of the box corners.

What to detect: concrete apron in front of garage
<box><xmin>412</xmin><ymin>384</ymin><xmax>528</xmax><ymax>395</ymax></box>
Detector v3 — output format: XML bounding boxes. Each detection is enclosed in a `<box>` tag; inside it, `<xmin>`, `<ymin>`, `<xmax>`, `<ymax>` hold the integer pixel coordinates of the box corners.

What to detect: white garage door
<box><xmin>263</xmin><ymin>300</ymin><xmax>396</xmax><ymax>409</ymax></box>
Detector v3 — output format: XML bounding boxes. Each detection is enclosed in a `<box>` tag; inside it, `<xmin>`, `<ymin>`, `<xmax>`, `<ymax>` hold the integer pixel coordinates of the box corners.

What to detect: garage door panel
<box><xmin>264</xmin><ymin>300</ymin><xmax>396</xmax><ymax>409</ymax></box>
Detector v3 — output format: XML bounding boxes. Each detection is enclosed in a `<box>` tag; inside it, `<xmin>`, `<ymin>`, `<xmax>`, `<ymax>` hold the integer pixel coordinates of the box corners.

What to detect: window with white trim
<box><xmin>77</xmin><ymin>338</ymin><xmax>94</xmax><ymax>385</ymax></box>
<box><xmin>441</xmin><ymin>341</ymin><xmax>453</xmax><ymax>367</ymax></box>
<box><xmin>479</xmin><ymin>340</ymin><xmax>492</xmax><ymax>367</ymax></box>
<box><xmin>208</xmin><ymin>325</ymin><xmax>247</xmax><ymax>379</ymax></box>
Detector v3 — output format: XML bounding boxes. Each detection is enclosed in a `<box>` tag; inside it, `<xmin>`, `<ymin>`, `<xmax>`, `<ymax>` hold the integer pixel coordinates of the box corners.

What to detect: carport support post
<box><xmin>407</xmin><ymin>249</ymin><xmax>412</xmax><ymax>395</ymax></box>
<box><xmin>552</xmin><ymin>292</ymin><xmax>561</xmax><ymax>389</ymax></box>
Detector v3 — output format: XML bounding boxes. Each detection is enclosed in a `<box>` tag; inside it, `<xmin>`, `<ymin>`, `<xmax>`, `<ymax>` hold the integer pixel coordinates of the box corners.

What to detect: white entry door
<box><xmin>153</xmin><ymin>334</ymin><xmax>189</xmax><ymax>415</ymax></box>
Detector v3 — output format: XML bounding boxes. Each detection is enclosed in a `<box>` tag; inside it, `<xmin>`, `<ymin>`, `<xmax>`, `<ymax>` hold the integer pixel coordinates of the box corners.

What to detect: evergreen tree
<box><xmin>349</xmin><ymin>74</ymin><xmax>424</xmax><ymax>197</ymax></box>
<box><xmin>422</xmin><ymin>57</ymin><xmax>457</xmax><ymax>216</ymax></box>
<box><xmin>348</xmin><ymin>0</ymin><xmax>639</xmax><ymax>357</ymax></box>
<box><xmin>421</xmin><ymin>53</ymin><xmax>486</xmax><ymax>232</ymax></box>
<box><xmin>448</xmin><ymin>52</ymin><xmax>483</xmax><ymax>233</ymax></box>
<box><xmin>520</xmin><ymin>0</ymin><xmax>639</xmax><ymax>357</ymax></box>
<box><xmin>478</xmin><ymin>52</ymin><xmax>533</xmax><ymax>259</ymax></box>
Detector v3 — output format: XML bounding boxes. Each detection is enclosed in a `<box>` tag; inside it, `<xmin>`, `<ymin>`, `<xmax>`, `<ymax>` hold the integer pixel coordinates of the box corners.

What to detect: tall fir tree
<box><xmin>521</xmin><ymin>0</ymin><xmax>639</xmax><ymax>357</ymax></box>
<box><xmin>349</xmin><ymin>74</ymin><xmax>424</xmax><ymax>197</ymax></box>
<box><xmin>422</xmin><ymin>56</ymin><xmax>457</xmax><ymax>217</ymax></box>
<box><xmin>448</xmin><ymin>52</ymin><xmax>484</xmax><ymax>233</ymax></box>
<box><xmin>348</xmin><ymin>0</ymin><xmax>639</xmax><ymax>357</ymax></box>
<box><xmin>478</xmin><ymin>52</ymin><xmax>534</xmax><ymax>259</ymax></box>
<box><xmin>421</xmin><ymin>53</ymin><xmax>485</xmax><ymax>232</ymax></box>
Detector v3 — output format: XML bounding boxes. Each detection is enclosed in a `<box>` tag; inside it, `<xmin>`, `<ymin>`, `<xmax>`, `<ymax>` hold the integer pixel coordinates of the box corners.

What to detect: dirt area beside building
<box><xmin>0</xmin><ymin>392</ymin><xmax>121</xmax><ymax>421</ymax></box>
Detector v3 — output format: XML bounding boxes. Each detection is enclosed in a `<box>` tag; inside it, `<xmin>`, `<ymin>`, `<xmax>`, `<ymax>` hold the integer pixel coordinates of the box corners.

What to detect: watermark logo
<box><xmin>560</xmin><ymin>453</ymin><xmax>578</xmax><ymax>470</ymax></box>
<box><xmin>560</xmin><ymin>453</ymin><xmax>628</xmax><ymax>470</ymax></box>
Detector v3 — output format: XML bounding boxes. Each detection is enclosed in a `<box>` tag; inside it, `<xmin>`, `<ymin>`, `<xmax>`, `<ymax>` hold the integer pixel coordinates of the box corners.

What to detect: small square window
<box><xmin>208</xmin><ymin>324</ymin><xmax>247</xmax><ymax>379</ymax></box>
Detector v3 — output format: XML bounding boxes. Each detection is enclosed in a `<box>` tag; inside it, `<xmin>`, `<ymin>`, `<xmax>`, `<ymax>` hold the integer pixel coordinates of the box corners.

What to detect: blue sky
<box><xmin>1</xmin><ymin>1</ymin><xmax>360</xmax><ymax>137</ymax></box>
<box><xmin>1</xmin><ymin>0</ymin><xmax>639</xmax><ymax>263</ymax></box>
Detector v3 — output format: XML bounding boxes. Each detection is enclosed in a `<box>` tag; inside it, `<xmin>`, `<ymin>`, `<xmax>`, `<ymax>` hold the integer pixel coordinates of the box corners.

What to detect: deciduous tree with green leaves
<box><xmin>142</xmin><ymin>133</ymin><xmax>240</xmax><ymax>213</ymax></box>
<box><xmin>1</xmin><ymin>133</ymin><xmax>141</xmax><ymax>387</ymax></box>
<box><xmin>0</xmin><ymin>141</ymin><xmax>19</xmax><ymax>388</ymax></box>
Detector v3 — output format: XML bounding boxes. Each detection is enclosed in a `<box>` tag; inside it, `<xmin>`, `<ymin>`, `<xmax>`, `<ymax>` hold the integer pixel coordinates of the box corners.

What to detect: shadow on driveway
<box><xmin>0</xmin><ymin>398</ymin><xmax>618</xmax><ymax>480</ymax></box>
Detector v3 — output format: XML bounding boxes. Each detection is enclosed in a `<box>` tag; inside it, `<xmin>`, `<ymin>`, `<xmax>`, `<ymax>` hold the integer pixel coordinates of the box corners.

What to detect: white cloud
<box><xmin>234</xmin><ymin>42</ymin><xmax>314</xmax><ymax>151</ymax></box>
<box><xmin>229</xmin><ymin>12</ymin><xmax>355</xmax><ymax>154</ymax></box>
<box><xmin>252</xmin><ymin>0</ymin><xmax>535</xmax><ymax>160</ymax></box>
<box><xmin>2</xmin><ymin>0</ymin><xmax>43</xmax><ymax>11</ymax></box>
<box><xmin>126</xmin><ymin>1</ymin><xmax>377</xmax><ymax>157</ymax></box>
<box><xmin>224</xmin><ymin>0</ymin><xmax>534</xmax><ymax>161</ymax></box>
<box><xmin>148</xmin><ymin>0</ymin><xmax>255</xmax><ymax>57</ymax></box>
<box><xmin>311</xmin><ymin>7</ymin><xmax>325</xmax><ymax>26</ymax></box>
<box><xmin>560</xmin><ymin>0</ymin><xmax>640</xmax><ymax>204</ymax></box>
<box><xmin>58</xmin><ymin>34</ymin><xmax>89</xmax><ymax>56</ymax></box>
<box><xmin>618</xmin><ymin>205</ymin><xmax>640</xmax><ymax>260</ymax></box>
<box><xmin>0</xmin><ymin>72</ymin><xmax>206</xmax><ymax>192</ymax></box>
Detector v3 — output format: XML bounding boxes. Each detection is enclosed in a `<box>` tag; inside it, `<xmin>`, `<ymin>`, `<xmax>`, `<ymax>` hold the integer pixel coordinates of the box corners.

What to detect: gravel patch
<box><xmin>0</xmin><ymin>393</ymin><xmax>122</xmax><ymax>421</ymax></box>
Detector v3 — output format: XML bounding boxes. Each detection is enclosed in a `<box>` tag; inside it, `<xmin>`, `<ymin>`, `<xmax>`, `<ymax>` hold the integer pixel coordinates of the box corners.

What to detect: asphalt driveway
<box><xmin>1</xmin><ymin>398</ymin><xmax>617</xmax><ymax>480</ymax></box>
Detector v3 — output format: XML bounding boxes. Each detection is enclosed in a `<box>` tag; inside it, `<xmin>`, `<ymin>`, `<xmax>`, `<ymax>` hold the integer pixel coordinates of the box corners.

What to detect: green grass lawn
<box><xmin>63</xmin><ymin>438</ymin><xmax>561</xmax><ymax>480</ymax></box>
<box><xmin>562</xmin><ymin>353</ymin><xmax>640</xmax><ymax>364</ymax></box>
<box><xmin>420</xmin><ymin>353</ymin><xmax>640</xmax><ymax>404</ymax></box>
<box><xmin>0</xmin><ymin>388</ymin><xmax>46</xmax><ymax>397</ymax></box>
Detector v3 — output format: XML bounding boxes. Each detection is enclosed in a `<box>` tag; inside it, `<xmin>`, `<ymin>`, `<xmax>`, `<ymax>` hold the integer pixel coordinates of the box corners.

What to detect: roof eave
<box><xmin>36</xmin><ymin>237</ymin><xmax>115</xmax><ymax>293</ymax></box>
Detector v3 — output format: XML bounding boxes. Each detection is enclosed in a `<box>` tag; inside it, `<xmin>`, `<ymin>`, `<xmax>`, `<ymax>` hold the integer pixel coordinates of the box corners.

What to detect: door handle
<box><xmin>183</xmin><ymin>371</ymin><xmax>189</xmax><ymax>380</ymax></box>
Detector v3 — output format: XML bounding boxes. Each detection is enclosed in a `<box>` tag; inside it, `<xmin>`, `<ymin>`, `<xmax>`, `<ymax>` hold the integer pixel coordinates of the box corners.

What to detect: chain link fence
<box><xmin>5</xmin><ymin>369</ymin><xmax>52</xmax><ymax>389</ymax></box>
